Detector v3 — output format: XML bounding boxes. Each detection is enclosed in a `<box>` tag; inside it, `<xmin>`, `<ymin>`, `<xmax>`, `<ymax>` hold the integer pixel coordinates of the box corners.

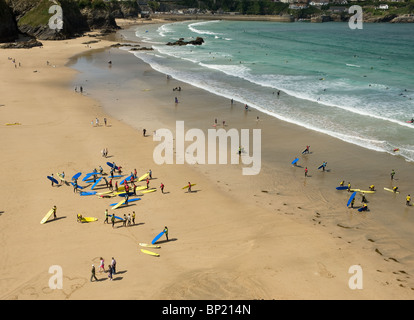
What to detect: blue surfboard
<box><xmin>107</xmin><ymin>162</ymin><xmax>119</xmax><ymax>170</ymax></box>
<box><xmin>72</xmin><ymin>172</ymin><xmax>82</xmax><ymax>181</ymax></box>
<box><xmin>109</xmin><ymin>214</ymin><xmax>124</xmax><ymax>220</ymax></box>
<box><xmin>318</xmin><ymin>164</ymin><xmax>324</xmax><ymax>169</ymax></box>
<box><xmin>80</xmin><ymin>191</ymin><xmax>97</xmax><ymax>196</ymax></box>
<box><xmin>109</xmin><ymin>198</ymin><xmax>141</xmax><ymax>206</ymax></box>
<box><xmin>336</xmin><ymin>186</ymin><xmax>348</xmax><ymax>190</ymax></box>
<box><xmin>47</xmin><ymin>176</ymin><xmax>59</xmax><ymax>184</ymax></box>
<box><xmin>120</xmin><ymin>174</ymin><xmax>133</xmax><ymax>185</ymax></box>
<box><xmin>70</xmin><ymin>182</ymin><xmax>85</xmax><ymax>190</ymax></box>
<box><xmin>151</xmin><ymin>230</ymin><xmax>166</xmax><ymax>244</ymax></box>
<box><xmin>347</xmin><ymin>192</ymin><xmax>357</xmax><ymax>207</ymax></box>
<box><xmin>358</xmin><ymin>206</ymin><xmax>367</xmax><ymax>212</ymax></box>
<box><xmin>91</xmin><ymin>177</ymin><xmax>102</xmax><ymax>190</ymax></box>
<box><xmin>118</xmin><ymin>192</ymin><xmax>134</xmax><ymax>197</ymax></box>
<box><xmin>291</xmin><ymin>158</ymin><xmax>299</xmax><ymax>165</ymax></box>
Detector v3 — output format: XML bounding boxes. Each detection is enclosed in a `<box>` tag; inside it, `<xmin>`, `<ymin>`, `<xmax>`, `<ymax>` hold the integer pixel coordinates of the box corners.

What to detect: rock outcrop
<box><xmin>7</xmin><ymin>0</ymin><xmax>89</xmax><ymax>40</ymax></box>
<box><xmin>166</xmin><ymin>37</ymin><xmax>204</xmax><ymax>46</ymax></box>
<box><xmin>0</xmin><ymin>0</ymin><xmax>18</xmax><ymax>42</ymax></box>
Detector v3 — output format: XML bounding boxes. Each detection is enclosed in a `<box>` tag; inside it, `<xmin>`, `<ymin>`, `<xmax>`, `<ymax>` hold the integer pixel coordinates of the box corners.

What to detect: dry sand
<box><xmin>1</xmin><ymin>23</ymin><xmax>414</xmax><ymax>300</ymax></box>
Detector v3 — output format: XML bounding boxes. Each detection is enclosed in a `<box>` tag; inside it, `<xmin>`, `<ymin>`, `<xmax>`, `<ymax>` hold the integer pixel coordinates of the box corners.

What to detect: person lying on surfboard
<box><xmin>360</xmin><ymin>204</ymin><xmax>368</xmax><ymax>212</ymax></box>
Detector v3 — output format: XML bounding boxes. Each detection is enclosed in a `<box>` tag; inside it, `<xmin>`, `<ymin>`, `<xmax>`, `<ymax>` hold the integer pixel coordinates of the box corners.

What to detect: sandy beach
<box><xmin>1</xmin><ymin>21</ymin><xmax>414</xmax><ymax>301</ymax></box>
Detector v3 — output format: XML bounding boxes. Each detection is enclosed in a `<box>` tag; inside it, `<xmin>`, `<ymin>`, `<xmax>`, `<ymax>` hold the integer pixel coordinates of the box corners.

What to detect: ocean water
<box><xmin>128</xmin><ymin>20</ymin><xmax>414</xmax><ymax>161</ymax></box>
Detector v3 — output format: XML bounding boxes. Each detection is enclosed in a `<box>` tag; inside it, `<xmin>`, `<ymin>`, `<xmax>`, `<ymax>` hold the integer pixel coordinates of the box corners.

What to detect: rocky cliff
<box><xmin>0</xmin><ymin>0</ymin><xmax>18</xmax><ymax>42</ymax></box>
<box><xmin>1</xmin><ymin>0</ymin><xmax>121</xmax><ymax>42</ymax></box>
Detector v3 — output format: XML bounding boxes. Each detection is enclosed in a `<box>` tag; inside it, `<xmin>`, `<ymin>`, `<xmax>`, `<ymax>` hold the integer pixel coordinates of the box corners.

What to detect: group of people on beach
<box><xmin>91</xmin><ymin>257</ymin><xmax>117</xmax><ymax>282</ymax></box>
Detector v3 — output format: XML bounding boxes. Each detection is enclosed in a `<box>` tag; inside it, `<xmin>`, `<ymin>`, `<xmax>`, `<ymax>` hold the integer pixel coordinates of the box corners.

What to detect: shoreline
<box><xmin>0</xmin><ymin>22</ymin><xmax>413</xmax><ymax>299</ymax></box>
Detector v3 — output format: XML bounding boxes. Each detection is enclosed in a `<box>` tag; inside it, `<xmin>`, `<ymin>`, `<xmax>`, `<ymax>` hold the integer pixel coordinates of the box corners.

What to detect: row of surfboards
<box><xmin>337</xmin><ymin>185</ymin><xmax>402</xmax><ymax>212</ymax></box>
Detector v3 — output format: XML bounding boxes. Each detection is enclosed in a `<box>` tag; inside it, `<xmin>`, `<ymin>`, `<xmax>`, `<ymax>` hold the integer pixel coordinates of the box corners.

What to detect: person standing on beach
<box><xmin>132</xmin><ymin>211</ymin><xmax>136</xmax><ymax>225</ymax></box>
<box><xmin>149</xmin><ymin>169</ymin><xmax>152</xmax><ymax>179</ymax></box>
<box><xmin>108</xmin><ymin>265</ymin><xmax>113</xmax><ymax>281</ymax></box>
<box><xmin>406</xmin><ymin>194</ymin><xmax>411</xmax><ymax>206</ymax></box>
<box><xmin>187</xmin><ymin>182</ymin><xmax>192</xmax><ymax>193</ymax></box>
<box><xmin>104</xmin><ymin>209</ymin><xmax>109</xmax><ymax>224</ymax></box>
<box><xmin>111</xmin><ymin>214</ymin><xmax>115</xmax><ymax>228</ymax></box>
<box><xmin>73</xmin><ymin>180</ymin><xmax>78</xmax><ymax>193</ymax></box>
<box><xmin>104</xmin><ymin>118</ymin><xmax>107</xmax><ymax>126</ymax></box>
<box><xmin>52</xmin><ymin>206</ymin><xmax>57</xmax><ymax>219</ymax></box>
<box><xmin>347</xmin><ymin>182</ymin><xmax>351</xmax><ymax>192</ymax></box>
<box><xmin>123</xmin><ymin>214</ymin><xmax>127</xmax><ymax>227</ymax></box>
<box><xmin>111</xmin><ymin>257</ymin><xmax>116</xmax><ymax>275</ymax></box>
<box><xmin>160</xmin><ymin>183</ymin><xmax>164</xmax><ymax>194</ymax></box>
<box><xmin>143</xmin><ymin>128</ymin><xmax>146</xmax><ymax>137</ymax></box>
<box><xmin>146</xmin><ymin>178</ymin><xmax>150</xmax><ymax>189</ymax></box>
<box><xmin>90</xmin><ymin>265</ymin><xmax>98</xmax><ymax>282</ymax></box>
<box><xmin>127</xmin><ymin>214</ymin><xmax>131</xmax><ymax>226</ymax></box>
<box><xmin>305</xmin><ymin>167</ymin><xmax>308</xmax><ymax>177</ymax></box>
<box><xmin>391</xmin><ymin>169</ymin><xmax>395</xmax><ymax>180</ymax></box>
<box><xmin>99</xmin><ymin>257</ymin><xmax>105</xmax><ymax>272</ymax></box>
<box><xmin>164</xmin><ymin>226</ymin><xmax>169</xmax><ymax>241</ymax></box>
<box><xmin>51</xmin><ymin>173</ymin><xmax>55</xmax><ymax>186</ymax></box>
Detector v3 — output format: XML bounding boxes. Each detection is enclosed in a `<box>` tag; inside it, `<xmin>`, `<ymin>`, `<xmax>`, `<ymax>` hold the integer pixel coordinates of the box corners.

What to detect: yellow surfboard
<box><xmin>358</xmin><ymin>190</ymin><xmax>375</xmax><ymax>194</ymax></box>
<box><xmin>142</xmin><ymin>188</ymin><xmax>156</xmax><ymax>194</ymax></box>
<box><xmin>80</xmin><ymin>217</ymin><xmax>98</xmax><ymax>222</ymax></box>
<box><xmin>182</xmin><ymin>183</ymin><xmax>196</xmax><ymax>189</ymax></box>
<box><xmin>139</xmin><ymin>243</ymin><xmax>161</xmax><ymax>249</ymax></box>
<box><xmin>56</xmin><ymin>173</ymin><xmax>66</xmax><ymax>183</ymax></box>
<box><xmin>349</xmin><ymin>188</ymin><xmax>360</xmax><ymax>192</ymax></box>
<box><xmin>138</xmin><ymin>173</ymin><xmax>149</xmax><ymax>182</ymax></box>
<box><xmin>40</xmin><ymin>208</ymin><xmax>54</xmax><ymax>224</ymax></box>
<box><xmin>384</xmin><ymin>187</ymin><xmax>399</xmax><ymax>194</ymax></box>
<box><xmin>112</xmin><ymin>199</ymin><xmax>125</xmax><ymax>210</ymax></box>
<box><xmin>141</xmin><ymin>249</ymin><xmax>159</xmax><ymax>257</ymax></box>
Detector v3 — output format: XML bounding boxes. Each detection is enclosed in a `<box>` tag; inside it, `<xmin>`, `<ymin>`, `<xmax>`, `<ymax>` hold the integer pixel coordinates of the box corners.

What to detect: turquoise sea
<box><xmin>129</xmin><ymin>20</ymin><xmax>414</xmax><ymax>161</ymax></box>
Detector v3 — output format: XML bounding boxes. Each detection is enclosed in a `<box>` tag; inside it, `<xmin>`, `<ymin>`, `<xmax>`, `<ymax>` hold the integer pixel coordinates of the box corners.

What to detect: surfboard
<box><xmin>47</xmin><ymin>176</ymin><xmax>59</xmax><ymax>185</ymax></box>
<box><xmin>142</xmin><ymin>188</ymin><xmax>156</xmax><ymax>194</ymax></box>
<box><xmin>120</xmin><ymin>174</ymin><xmax>133</xmax><ymax>185</ymax></box>
<box><xmin>384</xmin><ymin>187</ymin><xmax>399</xmax><ymax>194</ymax></box>
<box><xmin>141</xmin><ymin>249</ymin><xmax>159</xmax><ymax>257</ymax></box>
<box><xmin>138</xmin><ymin>173</ymin><xmax>149</xmax><ymax>182</ymax></box>
<box><xmin>40</xmin><ymin>208</ymin><xmax>54</xmax><ymax>224</ymax></box>
<box><xmin>106</xmin><ymin>162</ymin><xmax>119</xmax><ymax>170</ymax></box>
<box><xmin>358</xmin><ymin>190</ymin><xmax>375</xmax><ymax>194</ymax></box>
<box><xmin>317</xmin><ymin>164</ymin><xmax>324</xmax><ymax>169</ymax></box>
<box><xmin>80</xmin><ymin>217</ymin><xmax>98</xmax><ymax>222</ymax></box>
<box><xmin>151</xmin><ymin>230</ymin><xmax>166</xmax><ymax>244</ymax></box>
<box><xmin>109</xmin><ymin>214</ymin><xmax>123</xmax><ymax>220</ymax></box>
<box><xmin>182</xmin><ymin>184</ymin><xmax>196</xmax><ymax>189</ymax></box>
<box><xmin>56</xmin><ymin>173</ymin><xmax>66</xmax><ymax>182</ymax></box>
<box><xmin>72</xmin><ymin>172</ymin><xmax>82</xmax><ymax>181</ymax></box>
<box><xmin>110</xmin><ymin>197</ymin><xmax>141</xmax><ymax>209</ymax></box>
<box><xmin>91</xmin><ymin>177</ymin><xmax>102</xmax><ymax>190</ymax></box>
<box><xmin>336</xmin><ymin>186</ymin><xmax>348</xmax><ymax>190</ymax></box>
<box><xmin>117</xmin><ymin>192</ymin><xmax>134</xmax><ymax>197</ymax></box>
<box><xmin>80</xmin><ymin>191</ymin><xmax>97</xmax><ymax>196</ymax></box>
<box><xmin>70</xmin><ymin>182</ymin><xmax>85</xmax><ymax>189</ymax></box>
<box><xmin>139</xmin><ymin>243</ymin><xmax>161</xmax><ymax>248</ymax></box>
<box><xmin>349</xmin><ymin>189</ymin><xmax>361</xmax><ymax>192</ymax></box>
<box><xmin>291</xmin><ymin>158</ymin><xmax>299</xmax><ymax>165</ymax></box>
<box><xmin>5</xmin><ymin>122</ymin><xmax>21</xmax><ymax>126</ymax></box>
<box><xmin>347</xmin><ymin>192</ymin><xmax>357</xmax><ymax>207</ymax></box>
